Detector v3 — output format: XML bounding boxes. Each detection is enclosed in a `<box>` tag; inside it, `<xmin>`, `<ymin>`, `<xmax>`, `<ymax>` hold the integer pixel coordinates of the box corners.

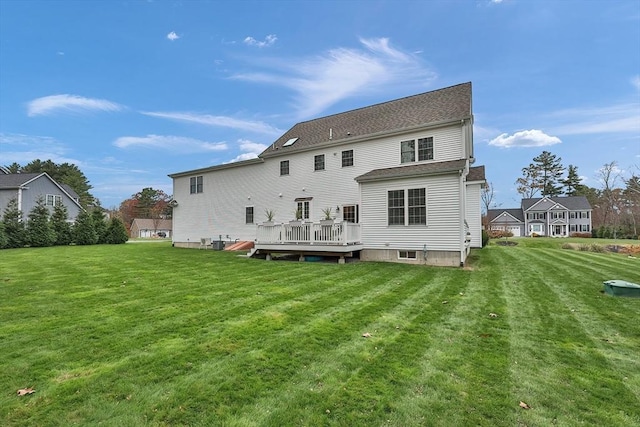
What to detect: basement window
<box><xmin>398</xmin><ymin>250</ymin><xmax>417</xmax><ymax>260</ymax></box>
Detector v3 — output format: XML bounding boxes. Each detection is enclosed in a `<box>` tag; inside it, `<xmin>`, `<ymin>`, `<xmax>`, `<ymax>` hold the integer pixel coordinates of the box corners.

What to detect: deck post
<box><xmin>338</xmin><ymin>256</ymin><xmax>345</xmax><ymax>264</ymax></box>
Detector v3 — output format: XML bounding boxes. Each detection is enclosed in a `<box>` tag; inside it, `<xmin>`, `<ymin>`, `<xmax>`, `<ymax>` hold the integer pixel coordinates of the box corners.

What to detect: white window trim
<box><xmin>398</xmin><ymin>250</ymin><xmax>417</xmax><ymax>260</ymax></box>
<box><xmin>387</xmin><ymin>187</ymin><xmax>427</xmax><ymax>227</ymax></box>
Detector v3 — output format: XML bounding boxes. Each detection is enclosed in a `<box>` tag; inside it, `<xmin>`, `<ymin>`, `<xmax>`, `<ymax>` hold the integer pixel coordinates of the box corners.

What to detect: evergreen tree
<box><xmin>26</xmin><ymin>197</ymin><xmax>56</xmax><ymax>247</ymax></box>
<box><xmin>51</xmin><ymin>201</ymin><xmax>73</xmax><ymax>246</ymax></box>
<box><xmin>562</xmin><ymin>164</ymin><xmax>583</xmax><ymax>196</ymax></box>
<box><xmin>532</xmin><ymin>151</ymin><xmax>564</xmax><ymax>196</ymax></box>
<box><xmin>73</xmin><ymin>210</ymin><xmax>98</xmax><ymax>245</ymax></box>
<box><xmin>105</xmin><ymin>217</ymin><xmax>129</xmax><ymax>244</ymax></box>
<box><xmin>1</xmin><ymin>198</ymin><xmax>25</xmax><ymax>248</ymax></box>
<box><xmin>91</xmin><ymin>208</ymin><xmax>108</xmax><ymax>244</ymax></box>
<box><xmin>516</xmin><ymin>164</ymin><xmax>542</xmax><ymax>198</ymax></box>
<box><xmin>0</xmin><ymin>222</ymin><xmax>8</xmax><ymax>249</ymax></box>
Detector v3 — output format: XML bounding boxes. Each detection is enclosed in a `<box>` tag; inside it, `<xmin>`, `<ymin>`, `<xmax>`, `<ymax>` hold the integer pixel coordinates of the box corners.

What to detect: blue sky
<box><xmin>1</xmin><ymin>0</ymin><xmax>638</xmax><ymax>209</ymax></box>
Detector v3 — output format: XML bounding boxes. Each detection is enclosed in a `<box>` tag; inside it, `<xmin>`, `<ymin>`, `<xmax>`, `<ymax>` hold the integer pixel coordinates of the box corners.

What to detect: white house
<box><xmin>169</xmin><ymin>82</ymin><xmax>486</xmax><ymax>266</ymax></box>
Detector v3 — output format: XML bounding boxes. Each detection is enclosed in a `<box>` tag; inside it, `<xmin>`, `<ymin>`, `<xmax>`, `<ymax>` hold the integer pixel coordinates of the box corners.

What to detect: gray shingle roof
<box><xmin>467</xmin><ymin>165</ymin><xmax>485</xmax><ymax>182</ymax></box>
<box><xmin>522</xmin><ymin>196</ymin><xmax>591</xmax><ymax>211</ymax></box>
<box><xmin>261</xmin><ymin>82</ymin><xmax>472</xmax><ymax>157</ymax></box>
<box><xmin>0</xmin><ymin>173</ymin><xmax>43</xmax><ymax>189</ymax></box>
<box><xmin>487</xmin><ymin>209</ymin><xmax>525</xmax><ymax>223</ymax></box>
<box><xmin>355</xmin><ymin>159</ymin><xmax>467</xmax><ymax>183</ymax></box>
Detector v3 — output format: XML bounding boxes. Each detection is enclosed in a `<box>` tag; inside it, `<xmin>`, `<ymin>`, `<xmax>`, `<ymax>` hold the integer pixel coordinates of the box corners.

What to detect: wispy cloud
<box><xmin>547</xmin><ymin>103</ymin><xmax>640</xmax><ymax>136</ymax></box>
<box><xmin>167</xmin><ymin>31</ymin><xmax>180</xmax><ymax>41</ymax></box>
<box><xmin>225</xmin><ymin>139</ymin><xmax>268</xmax><ymax>163</ymax></box>
<box><xmin>113</xmin><ymin>135</ymin><xmax>228</xmax><ymax>153</ymax></box>
<box><xmin>230</xmin><ymin>37</ymin><xmax>437</xmax><ymax>118</ymax></box>
<box><xmin>140</xmin><ymin>111</ymin><xmax>282</xmax><ymax>135</ymax></box>
<box><xmin>489</xmin><ymin>129</ymin><xmax>561</xmax><ymax>148</ymax></box>
<box><xmin>244</xmin><ymin>34</ymin><xmax>277</xmax><ymax>48</ymax></box>
<box><xmin>0</xmin><ymin>132</ymin><xmax>81</xmax><ymax>164</ymax></box>
<box><xmin>27</xmin><ymin>94</ymin><xmax>124</xmax><ymax>117</ymax></box>
<box><xmin>632</xmin><ymin>75</ymin><xmax>640</xmax><ymax>91</ymax></box>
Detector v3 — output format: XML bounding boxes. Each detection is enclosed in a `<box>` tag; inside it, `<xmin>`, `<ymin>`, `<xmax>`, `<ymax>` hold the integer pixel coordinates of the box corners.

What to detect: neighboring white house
<box><xmin>169</xmin><ymin>82</ymin><xmax>486</xmax><ymax>266</ymax></box>
<box><xmin>130</xmin><ymin>218</ymin><xmax>173</xmax><ymax>238</ymax></box>
<box><xmin>0</xmin><ymin>172</ymin><xmax>83</xmax><ymax>221</ymax></box>
<box><xmin>488</xmin><ymin>196</ymin><xmax>592</xmax><ymax>237</ymax></box>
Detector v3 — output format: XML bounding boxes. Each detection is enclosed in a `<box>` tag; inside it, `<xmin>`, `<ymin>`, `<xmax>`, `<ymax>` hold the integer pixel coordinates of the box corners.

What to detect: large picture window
<box><xmin>190</xmin><ymin>176</ymin><xmax>203</xmax><ymax>194</ymax></box>
<box><xmin>388</xmin><ymin>188</ymin><xmax>426</xmax><ymax>226</ymax></box>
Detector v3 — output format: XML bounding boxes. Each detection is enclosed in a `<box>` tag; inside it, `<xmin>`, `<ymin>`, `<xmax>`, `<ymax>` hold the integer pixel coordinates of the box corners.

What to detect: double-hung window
<box><xmin>280</xmin><ymin>160</ymin><xmax>290</xmax><ymax>176</ymax></box>
<box><xmin>46</xmin><ymin>194</ymin><xmax>62</xmax><ymax>206</ymax></box>
<box><xmin>190</xmin><ymin>176</ymin><xmax>203</xmax><ymax>194</ymax></box>
<box><xmin>341</xmin><ymin>150</ymin><xmax>354</xmax><ymax>167</ymax></box>
<box><xmin>314</xmin><ymin>154</ymin><xmax>325</xmax><ymax>171</ymax></box>
<box><xmin>245</xmin><ymin>207</ymin><xmax>254</xmax><ymax>224</ymax></box>
<box><xmin>342</xmin><ymin>205</ymin><xmax>359</xmax><ymax>223</ymax></box>
<box><xmin>400</xmin><ymin>137</ymin><xmax>434</xmax><ymax>163</ymax></box>
<box><xmin>388</xmin><ymin>188</ymin><xmax>426</xmax><ymax>226</ymax></box>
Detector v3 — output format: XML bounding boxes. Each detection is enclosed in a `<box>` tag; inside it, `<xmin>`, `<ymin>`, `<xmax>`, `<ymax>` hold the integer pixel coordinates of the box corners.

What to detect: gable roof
<box><xmin>487</xmin><ymin>209</ymin><xmax>525</xmax><ymax>223</ymax></box>
<box><xmin>522</xmin><ymin>196</ymin><xmax>591</xmax><ymax>211</ymax></box>
<box><xmin>0</xmin><ymin>172</ymin><xmax>83</xmax><ymax>210</ymax></box>
<box><xmin>261</xmin><ymin>82</ymin><xmax>472</xmax><ymax>157</ymax></box>
<box><xmin>0</xmin><ymin>172</ymin><xmax>43</xmax><ymax>188</ymax></box>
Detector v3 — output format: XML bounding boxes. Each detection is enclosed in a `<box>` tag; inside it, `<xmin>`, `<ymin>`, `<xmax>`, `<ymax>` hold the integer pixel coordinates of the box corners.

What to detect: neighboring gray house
<box><xmin>169</xmin><ymin>82</ymin><xmax>486</xmax><ymax>266</ymax></box>
<box><xmin>488</xmin><ymin>196</ymin><xmax>592</xmax><ymax>237</ymax></box>
<box><xmin>0</xmin><ymin>172</ymin><xmax>83</xmax><ymax>221</ymax></box>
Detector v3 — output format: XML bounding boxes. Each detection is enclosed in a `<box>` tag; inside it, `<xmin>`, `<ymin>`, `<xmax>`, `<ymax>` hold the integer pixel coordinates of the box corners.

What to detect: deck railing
<box><xmin>256</xmin><ymin>221</ymin><xmax>361</xmax><ymax>246</ymax></box>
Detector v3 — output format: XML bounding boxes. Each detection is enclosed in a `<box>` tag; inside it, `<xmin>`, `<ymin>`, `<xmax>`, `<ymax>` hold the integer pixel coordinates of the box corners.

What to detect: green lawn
<box><xmin>1</xmin><ymin>239</ymin><xmax>638</xmax><ymax>426</ymax></box>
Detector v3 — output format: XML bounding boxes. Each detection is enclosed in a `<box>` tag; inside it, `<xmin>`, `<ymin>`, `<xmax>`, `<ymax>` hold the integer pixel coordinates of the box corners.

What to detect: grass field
<box><xmin>1</xmin><ymin>239</ymin><xmax>639</xmax><ymax>426</ymax></box>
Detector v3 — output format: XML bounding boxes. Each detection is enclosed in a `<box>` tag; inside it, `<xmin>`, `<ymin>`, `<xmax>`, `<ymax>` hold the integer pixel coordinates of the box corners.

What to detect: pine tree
<box><xmin>51</xmin><ymin>201</ymin><xmax>73</xmax><ymax>246</ymax></box>
<box><xmin>562</xmin><ymin>164</ymin><xmax>583</xmax><ymax>196</ymax></box>
<box><xmin>0</xmin><ymin>222</ymin><xmax>8</xmax><ymax>249</ymax></box>
<box><xmin>105</xmin><ymin>217</ymin><xmax>129</xmax><ymax>244</ymax></box>
<box><xmin>532</xmin><ymin>151</ymin><xmax>564</xmax><ymax>196</ymax></box>
<box><xmin>91</xmin><ymin>209</ymin><xmax>108</xmax><ymax>244</ymax></box>
<box><xmin>1</xmin><ymin>198</ymin><xmax>25</xmax><ymax>248</ymax></box>
<box><xmin>26</xmin><ymin>197</ymin><xmax>56</xmax><ymax>247</ymax></box>
<box><xmin>73</xmin><ymin>210</ymin><xmax>98</xmax><ymax>245</ymax></box>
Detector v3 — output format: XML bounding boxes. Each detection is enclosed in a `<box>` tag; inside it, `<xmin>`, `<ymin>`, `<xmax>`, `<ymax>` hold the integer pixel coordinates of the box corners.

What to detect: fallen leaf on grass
<box><xmin>362</xmin><ymin>332</ymin><xmax>372</xmax><ymax>338</ymax></box>
<box><xmin>519</xmin><ymin>401</ymin><xmax>531</xmax><ymax>409</ymax></box>
<box><xmin>442</xmin><ymin>300</ymin><xmax>448</xmax><ymax>304</ymax></box>
<box><xmin>489</xmin><ymin>313</ymin><xmax>498</xmax><ymax>318</ymax></box>
<box><xmin>17</xmin><ymin>388</ymin><xmax>35</xmax><ymax>396</ymax></box>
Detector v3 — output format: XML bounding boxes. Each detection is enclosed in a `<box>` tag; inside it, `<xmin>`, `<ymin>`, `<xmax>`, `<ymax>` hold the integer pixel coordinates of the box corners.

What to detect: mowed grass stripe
<box><xmin>226</xmin><ymin>270</ymin><xmax>460</xmax><ymax>426</ymax></box>
<box><xmin>496</xmin><ymin>246</ymin><xmax>640</xmax><ymax>426</ymax></box>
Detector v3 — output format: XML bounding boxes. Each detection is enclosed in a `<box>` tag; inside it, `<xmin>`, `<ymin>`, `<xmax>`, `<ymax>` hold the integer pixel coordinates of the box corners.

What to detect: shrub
<box><xmin>0</xmin><ymin>222</ymin><xmax>7</xmax><ymax>249</ymax></box>
<box><xmin>487</xmin><ymin>230</ymin><xmax>513</xmax><ymax>239</ymax></box>
<box><xmin>590</xmin><ymin>244</ymin><xmax>605</xmax><ymax>253</ymax></box>
<box><xmin>561</xmin><ymin>243</ymin><xmax>574</xmax><ymax>250</ymax></box>
<box><xmin>578</xmin><ymin>244</ymin><xmax>590</xmax><ymax>251</ymax></box>
<box><xmin>2</xmin><ymin>198</ymin><xmax>25</xmax><ymax>249</ymax></box>
<box><xmin>481</xmin><ymin>230</ymin><xmax>489</xmax><ymax>247</ymax></box>
<box><xmin>26</xmin><ymin>198</ymin><xmax>56</xmax><ymax>247</ymax></box>
<box><xmin>51</xmin><ymin>202</ymin><xmax>73</xmax><ymax>246</ymax></box>
<box><xmin>73</xmin><ymin>210</ymin><xmax>98</xmax><ymax>245</ymax></box>
<box><xmin>569</xmin><ymin>232</ymin><xmax>591</xmax><ymax>238</ymax></box>
<box><xmin>105</xmin><ymin>217</ymin><xmax>129</xmax><ymax>244</ymax></box>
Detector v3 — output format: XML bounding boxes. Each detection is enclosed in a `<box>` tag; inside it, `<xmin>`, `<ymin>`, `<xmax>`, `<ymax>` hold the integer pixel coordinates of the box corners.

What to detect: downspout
<box><xmin>17</xmin><ymin>187</ymin><xmax>23</xmax><ymax>213</ymax></box>
<box><xmin>459</xmin><ymin>167</ymin><xmax>465</xmax><ymax>267</ymax></box>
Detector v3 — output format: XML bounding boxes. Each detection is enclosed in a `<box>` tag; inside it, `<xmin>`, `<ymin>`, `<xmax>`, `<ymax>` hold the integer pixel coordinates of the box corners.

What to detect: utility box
<box><xmin>212</xmin><ymin>240</ymin><xmax>225</xmax><ymax>251</ymax></box>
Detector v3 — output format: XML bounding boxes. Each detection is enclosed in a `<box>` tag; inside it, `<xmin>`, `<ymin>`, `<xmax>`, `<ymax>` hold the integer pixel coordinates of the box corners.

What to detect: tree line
<box><xmin>0</xmin><ymin>197</ymin><xmax>129</xmax><ymax>249</ymax></box>
<box><xmin>482</xmin><ymin>151</ymin><xmax>639</xmax><ymax>239</ymax></box>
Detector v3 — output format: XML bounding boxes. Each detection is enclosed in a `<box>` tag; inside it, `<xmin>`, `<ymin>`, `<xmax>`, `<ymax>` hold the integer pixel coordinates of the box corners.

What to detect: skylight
<box><xmin>283</xmin><ymin>137</ymin><xmax>298</xmax><ymax>147</ymax></box>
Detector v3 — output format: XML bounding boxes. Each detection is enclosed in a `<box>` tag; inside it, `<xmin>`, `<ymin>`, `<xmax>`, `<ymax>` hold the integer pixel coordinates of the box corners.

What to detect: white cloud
<box><xmin>140</xmin><ymin>111</ymin><xmax>282</xmax><ymax>135</ymax></box>
<box><xmin>167</xmin><ymin>31</ymin><xmax>180</xmax><ymax>41</ymax></box>
<box><xmin>244</xmin><ymin>34</ymin><xmax>277</xmax><ymax>48</ymax></box>
<box><xmin>488</xmin><ymin>129</ymin><xmax>561</xmax><ymax>148</ymax></box>
<box><xmin>27</xmin><ymin>94</ymin><xmax>124</xmax><ymax>117</ymax></box>
<box><xmin>224</xmin><ymin>139</ymin><xmax>269</xmax><ymax>163</ymax></box>
<box><xmin>230</xmin><ymin>37</ymin><xmax>437</xmax><ymax>119</ymax></box>
<box><xmin>113</xmin><ymin>135</ymin><xmax>228</xmax><ymax>153</ymax></box>
<box><xmin>632</xmin><ymin>75</ymin><xmax>640</xmax><ymax>91</ymax></box>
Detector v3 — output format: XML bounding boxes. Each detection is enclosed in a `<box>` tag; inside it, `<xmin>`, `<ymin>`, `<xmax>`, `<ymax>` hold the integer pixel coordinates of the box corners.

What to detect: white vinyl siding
<box><xmin>170</xmin><ymin>123</ymin><xmax>470</xmax><ymax>248</ymax></box>
<box><xmin>46</xmin><ymin>194</ymin><xmax>62</xmax><ymax>206</ymax></box>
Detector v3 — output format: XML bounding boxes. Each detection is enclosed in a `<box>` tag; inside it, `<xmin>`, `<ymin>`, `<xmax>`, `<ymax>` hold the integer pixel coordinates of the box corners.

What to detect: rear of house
<box><xmin>169</xmin><ymin>82</ymin><xmax>485</xmax><ymax>266</ymax></box>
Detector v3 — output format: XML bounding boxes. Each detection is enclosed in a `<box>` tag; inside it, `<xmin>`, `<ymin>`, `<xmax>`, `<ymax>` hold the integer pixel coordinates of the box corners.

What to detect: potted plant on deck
<box><xmin>263</xmin><ymin>208</ymin><xmax>276</xmax><ymax>225</ymax></box>
<box><xmin>320</xmin><ymin>207</ymin><xmax>334</xmax><ymax>225</ymax></box>
<box><xmin>289</xmin><ymin>208</ymin><xmax>303</xmax><ymax>225</ymax></box>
